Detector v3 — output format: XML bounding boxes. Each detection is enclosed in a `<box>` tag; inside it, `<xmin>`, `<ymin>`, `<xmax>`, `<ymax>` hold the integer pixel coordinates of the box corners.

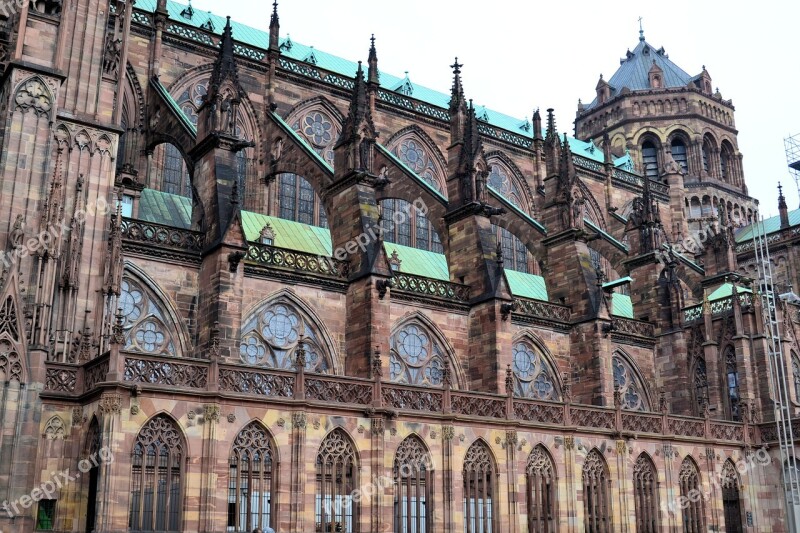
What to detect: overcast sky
<box><xmin>192</xmin><ymin>0</ymin><xmax>800</xmax><ymax>217</ymax></box>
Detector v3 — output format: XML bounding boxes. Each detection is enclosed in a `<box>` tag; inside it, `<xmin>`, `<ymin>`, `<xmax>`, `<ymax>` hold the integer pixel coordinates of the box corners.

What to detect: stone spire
<box><xmin>269</xmin><ymin>1</ymin><xmax>280</xmax><ymax>52</ymax></box>
<box><xmin>532</xmin><ymin>108</ymin><xmax>543</xmax><ymax>141</ymax></box>
<box><xmin>208</xmin><ymin>17</ymin><xmax>240</xmax><ymax>99</ymax></box>
<box><xmin>334</xmin><ymin>61</ymin><xmax>376</xmax><ymax>174</ymax></box>
<box><xmin>779</xmin><ymin>182</ymin><xmax>790</xmax><ymax>228</ymax></box>
<box><xmin>367</xmin><ymin>34</ymin><xmax>379</xmax><ymax>85</ymax></box>
<box><xmin>449</xmin><ymin>58</ymin><xmax>467</xmax><ymax>146</ymax></box>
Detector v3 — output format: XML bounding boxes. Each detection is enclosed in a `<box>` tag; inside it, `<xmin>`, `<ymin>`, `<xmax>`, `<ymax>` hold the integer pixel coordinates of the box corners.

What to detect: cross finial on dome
<box><xmin>638</xmin><ymin>16</ymin><xmax>645</xmax><ymax>41</ymax></box>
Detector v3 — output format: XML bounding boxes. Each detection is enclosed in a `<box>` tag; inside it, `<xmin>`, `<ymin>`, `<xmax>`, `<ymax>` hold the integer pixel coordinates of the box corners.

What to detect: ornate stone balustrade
<box><xmin>391</xmin><ymin>273</ymin><xmax>471</xmax><ymax>303</ymax></box>
<box><xmin>512</xmin><ymin>297</ymin><xmax>571</xmax><ymax>322</ymax></box>
<box><xmin>218</xmin><ymin>366</ymin><xmax>294</xmax><ymax>397</ymax></box>
<box><xmin>44</xmin><ymin>363</ymin><xmax>78</xmax><ymax>393</ymax></box>
<box><xmin>612</xmin><ymin>317</ymin><xmax>656</xmax><ymax>338</ymax></box>
<box><xmin>123</xmin><ymin>355</ymin><xmax>209</xmax><ymax>389</ymax></box>
<box><xmin>121</xmin><ymin>218</ymin><xmax>205</xmax><ymax>253</ymax></box>
<box><xmin>383</xmin><ymin>384</ymin><xmax>443</xmax><ymax>412</ymax></box>
<box><xmin>683</xmin><ymin>292</ymin><xmax>754</xmax><ymax>323</ymax></box>
<box><xmin>305</xmin><ymin>376</ymin><xmax>373</xmax><ymax>405</ymax></box>
<box><xmin>246</xmin><ymin>242</ymin><xmax>350</xmax><ymax>279</ymax></box>
<box><xmin>451</xmin><ymin>392</ymin><xmax>506</xmax><ymax>418</ymax></box>
<box><xmin>84</xmin><ymin>356</ymin><xmax>109</xmax><ymax>392</ymax></box>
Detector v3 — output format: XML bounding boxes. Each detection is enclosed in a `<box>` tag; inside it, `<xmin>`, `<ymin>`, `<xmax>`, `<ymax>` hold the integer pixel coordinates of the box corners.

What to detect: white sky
<box><xmin>192</xmin><ymin>0</ymin><xmax>800</xmax><ymax>217</ymax></box>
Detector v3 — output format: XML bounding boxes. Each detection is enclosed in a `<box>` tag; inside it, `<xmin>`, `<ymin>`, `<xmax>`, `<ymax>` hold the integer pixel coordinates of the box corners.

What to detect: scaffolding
<box><xmin>786</xmin><ymin>134</ymin><xmax>800</xmax><ymax>204</ymax></box>
<box><xmin>752</xmin><ymin>215</ymin><xmax>800</xmax><ymax>531</ymax></box>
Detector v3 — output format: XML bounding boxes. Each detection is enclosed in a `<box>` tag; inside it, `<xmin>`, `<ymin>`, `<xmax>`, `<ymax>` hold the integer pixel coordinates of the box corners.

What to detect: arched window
<box><xmin>487</xmin><ymin>163</ymin><xmax>525</xmax><ymax>210</ymax></box>
<box><xmin>702</xmin><ymin>136</ymin><xmax>716</xmax><ymax>176</ymax></box>
<box><xmin>393</xmin><ymin>435</ymin><xmax>433</xmax><ymax>532</ymax></box>
<box><xmin>512</xmin><ymin>340</ymin><xmax>560</xmax><ymax>401</ymax></box>
<box><xmin>721</xmin><ymin>461</ymin><xmax>743</xmax><ymax>533</ymax></box>
<box><xmin>612</xmin><ymin>353</ymin><xmax>649</xmax><ymax>411</ymax></box>
<box><xmin>228</xmin><ymin>422</ymin><xmax>275</xmax><ymax>533</ymax></box>
<box><xmin>720</xmin><ymin>141</ymin><xmax>735</xmax><ymax>184</ymax></box>
<box><xmin>390</xmin><ymin>321</ymin><xmax>448</xmax><ymax>388</ymax></box>
<box><xmin>85</xmin><ymin>418</ymin><xmax>102</xmax><ymax>533</ymax></box>
<box><xmin>176</xmin><ymin>79</ymin><xmax>208</xmax><ymax>127</ymax></box>
<box><xmin>291</xmin><ymin>108</ymin><xmax>339</xmax><ymax>168</ymax></box>
<box><xmin>278</xmin><ymin>174</ymin><xmax>328</xmax><ymax>228</ymax></box>
<box><xmin>582</xmin><ymin>450</ymin><xmax>612</xmax><ymax>533</ymax></box>
<box><xmin>526</xmin><ymin>445</ymin><xmax>556</xmax><ymax>532</ymax></box>
<box><xmin>393</xmin><ymin>137</ymin><xmax>445</xmax><ymax>194</ymax></box>
<box><xmin>380</xmin><ymin>199</ymin><xmax>443</xmax><ymax>253</ymax></box>
<box><xmin>316</xmin><ymin>429</ymin><xmax>358</xmax><ymax>533</ymax></box>
<box><xmin>641</xmin><ymin>141</ymin><xmax>659</xmax><ymax>180</ymax></box>
<box><xmin>152</xmin><ymin>143</ymin><xmax>191</xmax><ymax>199</ymax></box>
<box><xmin>119</xmin><ymin>278</ymin><xmax>179</xmax><ymax>357</ymax></box>
<box><xmin>679</xmin><ymin>458</ymin><xmax>705</xmax><ymax>533</ymax></box>
<box><xmin>724</xmin><ymin>347</ymin><xmax>741</xmax><ymax>421</ymax></box>
<box><xmin>493</xmin><ymin>224</ymin><xmax>532</xmax><ymax>273</ymax></box>
<box><xmin>689</xmin><ymin>198</ymin><xmax>702</xmax><ymax>218</ymax></box>
<box><xmin>129</xmin><ymin>415</ymin><xmax>184</xmax><ymax>532</ymax></box>
<box><xmin>670</xmin><ymin>138</ymin><xmax>688</xmax><ymax>174</ymax></box>
<box><xmin>239</xmin><ymin>299</ymin><xmax>332</xmax><ymax>373</ymax></box>
<box><xmin>792</xmin><ymin>353</ymin><xmax>800</xmax><ymax>402</ymax></box>
<box><xmin>633</xmin><ymin>454</ymin><xmax>659</xmax><ymax>533</ymax></box>
<box><xmin>463</xmin><ymin>440</ymin><xmax>496</xmax><ymax>533</ymax></box>
<box><xmin>694</xmin><ymin>358</ymin><xmax>709</xmax><ymax>415</ymax></box>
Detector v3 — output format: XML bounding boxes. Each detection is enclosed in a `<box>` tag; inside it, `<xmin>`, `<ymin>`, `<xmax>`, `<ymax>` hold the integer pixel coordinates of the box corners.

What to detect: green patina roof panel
<box><xmin>383</xmin><ymin>243</ymin><xmax>449</xmax><ymax>281</ymax></box>
<box><xmin>736</xmin><ymin>208</ymin><xmax>800</xmax><ymax>242</ymax></box>
<box><xmin>612</xmin><ymin>293</ymin><xmax>634</xmax><ymax>319</ymax></box>
<box><xmin>138</xmin><ymin>189</ymin><xmax>192</xmax><ymax>229</ymax></box>
<box><xmin>504</xmin><ymin>270</ymin><xmax>549</xmax><ymax>301</ymax></box>
<box><xmin>708</xmin><ymin>282</ymin><xmax>752</xmax><ymax>301</ymax></box>
<box><xmin>241</xmin><ymin>211</ymin><xmax>333</xmax><ymax>256</ymax></box>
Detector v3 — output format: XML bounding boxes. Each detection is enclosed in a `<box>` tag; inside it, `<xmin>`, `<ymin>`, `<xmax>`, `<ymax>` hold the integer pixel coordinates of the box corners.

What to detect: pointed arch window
<box><xmin>612</xmin><ymin>354</ymin><xmax>649</xmax><ymax>411</ymax></box>
<box><xmin>152</xmin><ymin>143</ymin><xmax>191</xmax><ymax>199</ymax></box>
<box><xmin>393</xmin><ymin>436</ymin><xmax>433</xmax><ymax>533</ymax></box>
<box><xmin>176</xmin><ymin>79</ymin><xmax>208</xmax><ymax>127</ymax></box>
<box><xmin>315</xmin><ymin>429</ymin><xmax>358</xmax><ymax>533</ymax></box>
<box><xmin>724</xmin><ymin>347</ymin><xmax>741</xmax><ymax>421</ymax></box>
<box><xmin>129</xmin><ymin>415</ymin><xmax>184</xmax><ymax>532</ymax></box>
<box><xmin>641</xmin><ymin>141</ymin><xmax>659</xmax><ymax>180</ymax></box>
<box><xmin>679</xmin><ymin>458</ymin><xmax>705</xmax><ymax>533</ymax></box>
<box><xmin>582</xmin><ymin>450</ymin><xmax>612</xmax><ymax>533</ymax></box>
<box><xmin>119</xmin><ymin>278</ymin><xmax>179</xmax><ymax>357</ymax></box>
<box><xmin>228</xmin><ymin>422</ymin><xmax>275</xmax><ymax>533</ymax></box>
<box><xmin>512</xmin><ymin>340</ymin><xmax>560</xmax><ymax>401</ymax></box>
<box><xmin>670</xmin><ymin>138</ymin><xmax>688</xmax><ymax>174</ymax></box>
<box><xmin>277</xmin><ymin>173</ymin><xmax>328</xmax><ymax>228</ymax></box>
<box><xmin>390</xmin><ymin>322</ymin><xmax>448</xmax><ymax>388</ymax></box>
<box><xmin>380</xmin><ymin>199</ymin><xmax>443</xmax><ymax>253</ymax></box>
<box><xmin>721</xmin><ymin>461</ymin><xmax>743</xmax><ymax>533</ymax></box>
<box><xmin>85</xmin><ymin>419</ymin><xmax>102</xmax><ymax>533</ymax></box>
<box><xmin>694</xmin><ymin>357</ymin><xmax>709</xmax><ymax>415</ymax></box>
<box><xmin>393</xmin><ymin>138</ymin><xmax>444</xmax><ymax>194</ymax></box>
<box><xmin>633</xmin><ymin>455</ymin><xmax>659</xmax><ymax>533</ymax></box>
<box><xmin>239</xmin><ymin>299</ymin><xmax>331</xmax><ymax>373</ymax></box>
<box><xmin>463</xmin><ymin>441</ymin><xmax>496</xmax><ymax>533</ymax></box>
<box><xmin>487</xmin><ymin>163</ymin><xmax>525</xmax><ymax>210</ymax></box>
<box><xmin>526</xmin><ymin>445</ymin><xmax>556</xmax><ymax>532</ymax></box>
<box><xmin>493</xmin><ymin>225</ymin><xmax>531</xmax><ymax>273</ymax></box>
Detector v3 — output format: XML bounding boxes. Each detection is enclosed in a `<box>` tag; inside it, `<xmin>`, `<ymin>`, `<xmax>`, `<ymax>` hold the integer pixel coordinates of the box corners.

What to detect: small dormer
<box><xmin>648</xmin><ymin>60</ymin><xmax>663</xmax><ymax>89</ymax></box>
<box><xmin>596</xmin><ymin>74</ymin><xmax>611</xmax><ymax>104</ymax></box>
<box><xmin>694</xmin><ymin>65</ymin><xmax>712</xmax><ymax>95</ymax></box>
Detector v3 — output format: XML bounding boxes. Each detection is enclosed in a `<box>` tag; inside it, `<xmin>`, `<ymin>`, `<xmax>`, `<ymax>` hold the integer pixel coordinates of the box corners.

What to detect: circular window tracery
<box><xmin>512</xmin><ymin>341</ymin><xmax>560</xmax><ymax>401</ymax></box>
<box><xmin>390</xmin><ymin>323</ymin><xmax>448</xmax><ymax>388</ymax></box>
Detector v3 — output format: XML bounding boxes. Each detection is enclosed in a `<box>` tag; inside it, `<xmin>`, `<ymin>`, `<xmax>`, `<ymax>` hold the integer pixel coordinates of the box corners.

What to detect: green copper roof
<box><xmin>241</xmin><ymin>212</ymin><xmax>333</xmax><ymax>256</ymax></box>
<box><xmin>383</xmin><ymin>242</ymin><xmax>449</xmax><ymax>281</ymax></box>
<box><xmin>612</xmin><ymin>293</ymin><xmax>634</xmax><ymax>319</ymax></box>
<box><xmin>505</xmin><ymin>270</ymin><xmax>549</xmax><ymax>301</ymax></box>
<box><xmin>151</xmin><ymin>78</ymin><xmax>197</xmax><ymax>136</ymax></box>
<box><xmin>134</xmin><ymin>0</ymin><xmax>635</xmax><ymax>171</ymax></box>
<box><xmin>138</xmin><ymin>189</ymin><xmax>193</xmax><ymax>229</ymax></box>
<box><xmin>736</xmin><ymin>209</ymin><xmax>800</xmax><ymax>243</ymax></box>
<box><xmin>708</xmin><ymin>282</ymin><xmax>752</xmax><ymax>301</ymax></box>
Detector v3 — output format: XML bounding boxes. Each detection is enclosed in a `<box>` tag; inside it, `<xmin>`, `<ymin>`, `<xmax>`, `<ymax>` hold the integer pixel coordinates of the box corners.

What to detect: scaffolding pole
<box><xmin>752</xmin><ymin>214</ymin><xmax>800</xmax><ymax>531</ymax></box>
<box><xmin>785</xmin><ymin>134</ymin><xmax>800</xmax><ymax>206</ymax></box>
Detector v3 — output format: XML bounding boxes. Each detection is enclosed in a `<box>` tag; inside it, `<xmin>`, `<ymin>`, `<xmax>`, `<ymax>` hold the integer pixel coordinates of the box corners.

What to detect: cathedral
<box><xmin>0</xmin><ymin>0</ymin><xmax>797</xmax><ymax>531</ymax></box>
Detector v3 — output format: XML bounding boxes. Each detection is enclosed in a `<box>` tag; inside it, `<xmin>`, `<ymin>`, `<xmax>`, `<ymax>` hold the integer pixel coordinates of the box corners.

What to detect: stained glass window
<box><xmin>394</xmin><ymin>436</ymin><xmax>432</xmax><ymax>533</ymax></box>
<box><xmin>291</xmin><ymin>109</ymin><xmax>338</xmax><ymax>168</ymax></box>
<box><xmin>512</xmin><ymin>341</ymin><xmax>560</xmax><ymax>401</ymax></box>
<box><xmin>641</xmin><ymin>141</ymin><xmax>659</xmax><ymax>180</ymax></box>
<box><xmin>487</xmin><ymin>164</ymin><xmax>524</xmax><ymax>209</ymax></box>
<box><xmin>393</xmin><ymin>138</ymin><xmax>444</xmax><ymax>194</ymax></box>
<box><xmin>527</xmin><ymin>446</ymin><xmax>556</xmax><ymax>532</ymax></box>
<box><xmin>228</xmin><ymin>422</ymin><xmax>274</xmax><ymax>533</ymax></box>
<box><xmin>493</xmin><ymin>225</ymin><xmax>531</xmax><ymax>274</ymax></box>
<box><xmin>679</xmin><ymin>458</ymin><xmax>705</xmax><ymax>533</ymax></box>
<box><xmin>153</xmin><ymin>143</ymin><xmax>191</xmax><ymax>199</ymax></box>
<box><xmin>119</xmin><ymin>278</ymin><xmax>178</xmax><ymax>357</ymax></box>
<box><xmin>633</xmin><ymin>455</ymin><xmax>659</xmax><ymax>533</ymax></box>
<box><xmin>316</xmin><ymin>430</ymin><xmax>358</xmax><ymax>533</ymax></box>
<box><xmin>176</xmin><ymin>80</ymin><xmax>208</xmax><ymax>127</ymax></box>
<box><xmin>390</xmin><ymin>323</ymin><xmax>448</xmax><ymax>388</ymax></box>
<box><xmin>277</xmin><ymin>173</ymin><xmax>328</xmax><ymax>228</ymax></box>
<box><xmin>612</xmin><ymin>354</ymin><xmax>649</xmax><ymax>411</ymax></box>
<box><xmin>380</xmin><ymin>199</ymin><xmax>443</xmax><ymax>253</ymax></box>
<box><xmin>463</xmin><ymin>441</ymin><xmax>495</xmax><ymax>533</ymax></box>
<box><xmin>239</xmin><ymin>300</ymin><xmax>331</xmax><ymax>373</ymax></box>
<box><xmin>725</xmin><ymin>348</ymin><xmax>740</xmax><ymax>421</ymax></box>
<box><xmin>582</xmin><ymin>450</ymin><xmax>612</xmax><ymax>533</ymax></box>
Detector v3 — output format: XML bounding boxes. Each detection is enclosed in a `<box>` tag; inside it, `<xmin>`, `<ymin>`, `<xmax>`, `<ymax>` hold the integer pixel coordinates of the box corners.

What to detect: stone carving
<box><xmin>227</xmin><ymin>413</ymin><xmax>236</xmax><ymax>423</ymax></box>
<box><xmin>44</xmin><ymin>416</ymin><xmax>66</xmax><ymax>439</ymax></box>
<box><xmin>99</xmin><ymin>393</ymin><xmax>121</xmax><ymax>414</ymax></box>
<box><xmin>15</xmin><ymin>78</ymin><xmax>52</xmax><ymax>115</ymax></box>
<box><xmin>292</xmin><ymin>412</ymin><xmax>306</xmax><ymax>429</ymax></box>
<box><xmin>204</xmin><ymin>405</ymin><xmax>220</xmax><ymax>422</ymax></box>
<box><xmin>103</xmin><ymin>35</ymin><xmax>123</xmax><ymax>78</ymax></box>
